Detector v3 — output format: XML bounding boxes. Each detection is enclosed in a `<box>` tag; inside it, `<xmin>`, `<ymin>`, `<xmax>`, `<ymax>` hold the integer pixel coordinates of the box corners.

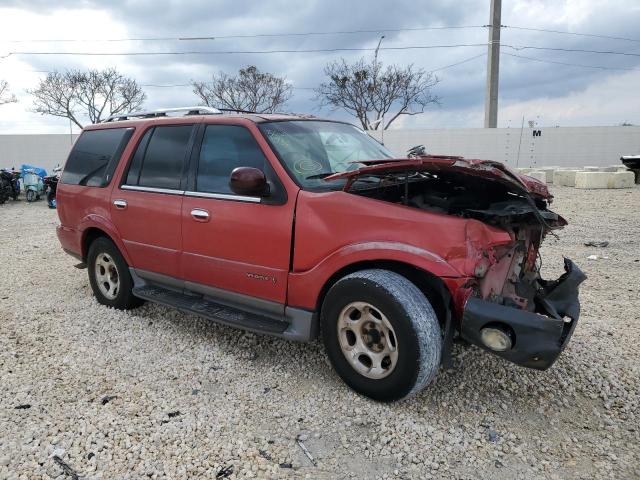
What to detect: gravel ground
<box><xmin>1</xmin><ymin>186</ymin><xmax>639</xmax><ymax>480</ymax></box>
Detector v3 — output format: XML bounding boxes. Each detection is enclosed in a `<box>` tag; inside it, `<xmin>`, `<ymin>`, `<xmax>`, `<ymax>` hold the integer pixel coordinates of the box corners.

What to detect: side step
<box><xmin>132</xmin><ymin>285</ymin><xmax>289</xmax><ymax>335</ymax></box>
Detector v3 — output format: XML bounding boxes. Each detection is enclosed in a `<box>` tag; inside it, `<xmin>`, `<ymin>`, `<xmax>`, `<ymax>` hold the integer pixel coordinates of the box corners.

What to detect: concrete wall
<box><xmin>370</xmin><ymin>126</ymin><xmax>640</xmax><ymax>168</ymax></box>
<box><xmin>0</xmin><ymin>134</ymin><xmax>79</xmax><ymax>173</ymax></box>
<box><xmin>1</xmin><ymin>126</ymin><xmax>639</xmax><ymax>173</ymax></box>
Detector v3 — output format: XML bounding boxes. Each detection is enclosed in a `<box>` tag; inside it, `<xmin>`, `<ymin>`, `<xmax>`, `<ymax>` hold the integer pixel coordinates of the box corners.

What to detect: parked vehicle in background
<box><xmin>43</xmin><ymin>166</ymin><xmax>62</xmax><ymax>208</ymax></box>
<box><xmin>21</xmin><ymin>168</ymin><xmax>45</xmax><ymax>202</ymax></box>
<box><xmin>620</xmin><ymin>155</ymin><xmax>640</xmax><ymax>183</ymax></box>
<box><xmin>0</xmin><ymin>169</ymin><xmax>20</xmax><ymax>203</ymax></box>
<box><xmin>54</xmin><ymin>107</ymin><xmax>586</xmax><ymax>402</ymax></box>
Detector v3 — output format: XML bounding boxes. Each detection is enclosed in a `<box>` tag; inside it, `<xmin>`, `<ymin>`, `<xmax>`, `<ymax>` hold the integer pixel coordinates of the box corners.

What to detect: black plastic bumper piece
<box><xmin>461</xmin><ymin>258</ymin><xmax>586</xmax><ymax>370</ymax></box>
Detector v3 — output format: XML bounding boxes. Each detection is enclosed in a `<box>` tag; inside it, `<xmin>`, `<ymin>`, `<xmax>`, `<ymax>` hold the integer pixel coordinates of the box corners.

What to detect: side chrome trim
<box><xmin>121</xmin><ymin>185</ymin><xmax>185</xmax><ymax>195</ymax></box>
<box><xmin>184</xmin><ymin>190</ymin><xmax>261</xmax><ymax>203</ymax></box>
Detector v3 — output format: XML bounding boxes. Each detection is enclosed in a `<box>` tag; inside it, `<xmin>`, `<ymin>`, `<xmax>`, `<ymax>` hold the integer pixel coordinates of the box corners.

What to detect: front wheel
<box><xmin>321</xmin><ymin>269</ymin><xmax>442</xmax><ymax>402</ymax></box>
<box><xmin>26</xmin><ymin>190</ymin><xmax>35</xmax><ymax>202</ymax></box>
<box><xmin>87</xmin><ymin>237</ymin><xmax>143</xmax><ymax>310</ymax></box>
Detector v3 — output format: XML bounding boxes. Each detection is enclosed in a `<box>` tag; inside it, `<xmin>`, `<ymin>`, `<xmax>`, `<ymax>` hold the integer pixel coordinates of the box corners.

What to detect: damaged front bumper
<box><xmin>461</xmin><ymin>258</ymin><xmax>587</xmax><ymax>370</ymax></box>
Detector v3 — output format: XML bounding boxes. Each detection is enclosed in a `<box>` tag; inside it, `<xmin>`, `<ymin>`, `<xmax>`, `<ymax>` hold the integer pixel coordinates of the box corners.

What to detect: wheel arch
<box><xmin>316</xmin><ymin>260</ymin><xmax>451</xmax><ymax>327</ymax></box>
<box><xmin>81</xmin><ymin>222</ymin><xmax>131</xmax><ymax>265</ymax></box>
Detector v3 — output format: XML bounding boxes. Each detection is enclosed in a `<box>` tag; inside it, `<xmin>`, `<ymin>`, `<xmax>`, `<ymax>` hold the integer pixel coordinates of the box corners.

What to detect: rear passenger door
<box><xmin>180</xmin><ymin>123</ymin><xmax>295</xmax><ymax>307</ymax></box>
<box><xmin>112</xmin><ymin>124</ymin><xmax>196</xmax><ymax>281</ymax></box>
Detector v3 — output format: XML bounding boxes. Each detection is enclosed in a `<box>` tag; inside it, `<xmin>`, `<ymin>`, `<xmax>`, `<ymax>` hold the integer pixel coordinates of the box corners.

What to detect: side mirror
<box><xmin>229</xmin><ymin>167</ymin><xmax>269</xmax><ymax>197</ymax></box>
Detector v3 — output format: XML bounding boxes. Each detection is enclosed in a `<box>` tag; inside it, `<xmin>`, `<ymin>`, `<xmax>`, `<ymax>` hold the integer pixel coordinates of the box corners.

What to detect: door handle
<box><xmin>113</xmin><ymin>199</ymin><xmax>127</xmax><ymax>209</ymax></box>
<box><xmin>191</xmin><ymin>208</ymin><xmax>210</xmax><ymax>222</ymax></box>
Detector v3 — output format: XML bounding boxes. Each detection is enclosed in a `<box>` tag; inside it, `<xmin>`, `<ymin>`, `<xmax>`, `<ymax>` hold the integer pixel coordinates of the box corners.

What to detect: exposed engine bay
<box><xmin>355</xmin><ymin>170</ymin><xmax>564</xmax><ymax>230</ymax></box>
<box><xmin>352</xmin><ymin>170</ymin><xmax>573</xmax><ymax>318</ymax></box>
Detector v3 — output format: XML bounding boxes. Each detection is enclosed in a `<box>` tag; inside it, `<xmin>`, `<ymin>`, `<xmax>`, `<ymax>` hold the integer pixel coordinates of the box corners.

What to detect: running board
<box><xmin>132</xmin><ymin>285</ymin><xmax>289</xmax><ymax>335</ymax></box>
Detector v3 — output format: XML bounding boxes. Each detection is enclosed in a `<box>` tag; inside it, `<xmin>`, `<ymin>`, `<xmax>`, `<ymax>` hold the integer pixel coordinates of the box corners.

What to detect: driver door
<box><xmin>180</xmin><ymin>123</ymin><xmax>294</xmax><ymax>307</ymax></box>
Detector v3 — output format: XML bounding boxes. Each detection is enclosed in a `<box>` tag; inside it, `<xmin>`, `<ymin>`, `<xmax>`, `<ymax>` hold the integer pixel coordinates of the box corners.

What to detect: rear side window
<box><xmin>125</xmin><ymin>125</ymin><xmax>194</xmax><ymax>190</ymax></box>
<box><xmin>61</xmin><ymin>128</ymin><xmax>134</xmax><ymax>186</ymax></box>
<box><xmin>196</xmin><ymin>125</ymin><xmax>267</xmax><ymax>194</ymax></box>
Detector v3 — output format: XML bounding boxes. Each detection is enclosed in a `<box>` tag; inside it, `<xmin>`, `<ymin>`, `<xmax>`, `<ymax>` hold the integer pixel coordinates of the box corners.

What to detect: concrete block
<box><xmin>608</xmin><ymin>171</ymin><xmax>635</xmax><ymax>188</ymax></box>
<box><xmin>539</xmin><ymin>167</ymin><xmax>556</xmax><ymax>183</ymax></box>
<box><xmin>554</xmin><ymin>169</ymin><xmax>580</xmax><ymax>187</ymax></box>
<box><xmin>515</xmin><ymin>167</ymin><xmax>532</xmax><ymax>174</ymax></box>
<box><xmin>583</xmin><ymin>166</ymin><xmax>600</xmax><ymax>172</ymax></box>
<box><xmin>575</xmin><ymin>172</ymin><xmax>612</xmax><ymax>189</ymax></box>
<box><xmin>526</xmin><ymin>171</ymin><xmax>546</xmax><ymax>183</ymax></box>
<box><xmin>599</xmin><ymin>166</ymin><xmax>619</xmax><ymax>172</ymax></box>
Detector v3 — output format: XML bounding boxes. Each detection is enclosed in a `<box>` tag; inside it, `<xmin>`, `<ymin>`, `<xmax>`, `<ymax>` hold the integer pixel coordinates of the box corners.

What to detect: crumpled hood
<box><xmin>324</xmin><ymin>155</ymin><xmax>552</xmax><ymax>200</ymax></box>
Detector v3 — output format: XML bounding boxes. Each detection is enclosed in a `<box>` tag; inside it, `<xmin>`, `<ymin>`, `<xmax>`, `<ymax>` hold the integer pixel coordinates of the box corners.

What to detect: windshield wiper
<box><xmin>305</xmin><ymin>172</ymin><xmax>336</xmax><ymax>180</ymax></box>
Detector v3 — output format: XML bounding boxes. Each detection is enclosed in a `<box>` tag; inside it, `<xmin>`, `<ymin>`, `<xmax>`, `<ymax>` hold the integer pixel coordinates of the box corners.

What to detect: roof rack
<box><xmin>103</xmin><ymin>106</ymin><xmax>222</xmax><ymax>123</ymax></box>
<box><xmin>217</xmin><ymin>107</ymin><xmax>260</xmax><ymax>114</ymax></box>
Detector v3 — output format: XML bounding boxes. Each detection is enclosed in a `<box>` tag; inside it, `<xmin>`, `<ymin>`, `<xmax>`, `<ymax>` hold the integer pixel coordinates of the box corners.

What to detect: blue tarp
<box><xmin>20</xmin><ymin>164</ymin><xmax>47</xmax><ymax>177</ymax></box>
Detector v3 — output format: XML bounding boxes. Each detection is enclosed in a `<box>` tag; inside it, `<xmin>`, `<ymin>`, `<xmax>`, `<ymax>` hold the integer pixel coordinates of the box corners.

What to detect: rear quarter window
<box><xmin>61</xmin><ymin>127</ymin><xmax>134</xmax><ymax>187</ymax></box>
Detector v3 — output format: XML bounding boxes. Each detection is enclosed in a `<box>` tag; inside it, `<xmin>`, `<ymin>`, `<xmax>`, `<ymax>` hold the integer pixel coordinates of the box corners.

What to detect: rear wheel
<box><xmin>321</xmin><ymin>269</ymin><xmax>442</xmax><ymax>402</ymax></box>
<box><xmin>87</xmin><ymin>237</ymin><xmax>143</xmax><ymax>310</ymax></box>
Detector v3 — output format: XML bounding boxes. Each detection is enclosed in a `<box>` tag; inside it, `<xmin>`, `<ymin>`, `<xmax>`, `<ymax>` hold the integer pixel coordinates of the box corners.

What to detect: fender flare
<box><xmin>78</xmin><ymin>214</ymin><xmax>132</xmax><ymax>265</ymax></box>
<box><xmin>287</xmin><ymin>241</ymin><xmax>463</xmax><ymax>310</ymax></box>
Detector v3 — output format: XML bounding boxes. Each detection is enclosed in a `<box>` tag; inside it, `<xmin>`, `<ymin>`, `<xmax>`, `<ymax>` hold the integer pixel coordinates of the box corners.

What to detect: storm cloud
<box><xmin>1</xmin><ymin>0</ymin><xmax>639</xmax><ymax>132</ymax></box>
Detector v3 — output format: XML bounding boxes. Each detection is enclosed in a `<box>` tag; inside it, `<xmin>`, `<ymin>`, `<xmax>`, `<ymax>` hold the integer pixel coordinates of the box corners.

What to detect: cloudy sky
<box><xmin>0</xmin><ymin>0</ymin><xmax>639</xmax><ymax>134</ymax></box>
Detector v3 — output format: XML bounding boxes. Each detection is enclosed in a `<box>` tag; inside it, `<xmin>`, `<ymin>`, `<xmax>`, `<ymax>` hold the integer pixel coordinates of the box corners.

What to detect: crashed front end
<box><xmin>447</xmin><ymin>163</ymin><xmax>587</xmax><ymax>370</ymax></box>
<box><xmin>462</xmin><ymin>249</ymin><xmax>586</xmax><ymax>370</ymax></box>
<box><xmin>328</xmin><ymin>155</ymin><xmax>587</xmax><ymax>370</ymax></box>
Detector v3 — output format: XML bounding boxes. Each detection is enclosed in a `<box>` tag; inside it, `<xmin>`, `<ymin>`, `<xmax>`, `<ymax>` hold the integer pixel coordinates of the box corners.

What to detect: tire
<box><xmin>87</xmin><ymin>237</ymin><xmax>143</xmax><ymax>310</ymax></box>
<box><xmin>26</xmin><ymin>190</ymin><xmax>35</xmax><ymax>202</ymax></box>
<box><xmin>321</xmin><ymin>269</ymin><xmax>442</xmax><ymax>402</ymax></box>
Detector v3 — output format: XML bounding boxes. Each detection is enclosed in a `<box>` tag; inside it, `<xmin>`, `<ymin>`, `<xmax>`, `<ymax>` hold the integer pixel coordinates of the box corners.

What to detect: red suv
<box><xmin>56</xmin><ymin>107</ymin><xmax>585</xmax><ymax>401</ymax></box>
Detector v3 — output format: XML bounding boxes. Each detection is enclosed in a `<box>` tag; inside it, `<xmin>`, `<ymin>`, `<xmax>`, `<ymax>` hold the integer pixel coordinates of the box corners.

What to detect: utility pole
<box><xmin>484</xmin><ymin>0</ymin><xmax>501</xmax><ymax>128</ymax></box>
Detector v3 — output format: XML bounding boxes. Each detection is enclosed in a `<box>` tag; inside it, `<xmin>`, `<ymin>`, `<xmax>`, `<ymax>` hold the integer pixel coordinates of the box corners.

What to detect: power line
<box><xmin>7</xmin><ymin>52</ymin><xmax>489</xmax><ymax>89</ymax></box>
<box><xmin>0</xmin><ymin>43</ymin><xmax>489</xmax><ymax>59</ymax></box>
<box><xmin>503</xmin><ymin>52</ymin><xmax>637</xmax><ymax>71</ymax></box>
<box><xmin>504</xmin><ymin>25</ymin><xmax>640</xmax><ymax>44</ymax></box>
<box><xmin>4</xmin><ymin>43</ymin><xmax>640</xmax><ymax>60</ymax></box>
<box><xmin>130</xmin><ymin>54</ymin><xmax>489</xmax><ymax>89</ymax></box>
<box><xmin>507</xmin><ymin>44</ymin><xmax>640</xmax><ymax>57</ymax></box>
<box><xmin>429</xmin><ymin>53</ymin><xmax>487</xmax><ymax>72</ymax></box>
<box><xmin>2</xmin><ymin>25</ymin><xmax>487</xmax><ymax>43</ymax></box>
<box><xmin>4</xmin><ymin>24</ymin><xmax>639</xmax><ymax>45</ymax></box>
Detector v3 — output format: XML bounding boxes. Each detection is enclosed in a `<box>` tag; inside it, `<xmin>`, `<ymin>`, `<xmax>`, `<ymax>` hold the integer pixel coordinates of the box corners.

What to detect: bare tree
<box><xmin>192</xmin><ymin>65</ymin><xmax>293</xmax><ymax>113</ymax></box>
<box><xmin>0</xmin><ymin>80</ymin><xmax>17</xmax><ymax>106</ymax></box>
<box><xmin>28</xmin><ymin>68</ymin><xmax>146</xmax><ymax>128</ymax></box>
<box><xmin>316</xmin><ymin>57</ymin><xmax>439</xmax><ymax>130</ymax></box>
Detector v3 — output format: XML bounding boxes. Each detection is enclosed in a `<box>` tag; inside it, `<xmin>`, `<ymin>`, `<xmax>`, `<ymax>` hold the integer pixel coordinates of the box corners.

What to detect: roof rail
<box><xmin>103</xmin><ymin>106</ymin><xmax>222</xmax><ymax>123</ymax></box>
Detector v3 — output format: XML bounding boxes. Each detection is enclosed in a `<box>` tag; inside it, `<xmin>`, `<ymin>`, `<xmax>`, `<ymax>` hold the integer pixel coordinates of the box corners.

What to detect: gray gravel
<box><xmin>1</xmin><ymin>186</ymin><xmax>639</xmax><ymax>479</ymax></box>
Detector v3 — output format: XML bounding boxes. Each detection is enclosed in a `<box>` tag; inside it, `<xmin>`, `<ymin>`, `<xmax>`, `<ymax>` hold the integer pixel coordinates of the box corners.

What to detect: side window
<box><xmin>126</xmin><ymin>125</ymin><xmax>194</xmax><ymax>190</ymax></box>
<box><xmin>125</xmin><ymin>128</ymin><xmax>152</xmax><ymax>185</ymax></box>
<box><xmin>61</xmin><ymin>127</ymin><xmax>134</xmax><ymax>187</ymax></box>
<box><xmin>196</xmin><ymin>125</ymin><xmax>267</xmax><ymax>194</ymax></box>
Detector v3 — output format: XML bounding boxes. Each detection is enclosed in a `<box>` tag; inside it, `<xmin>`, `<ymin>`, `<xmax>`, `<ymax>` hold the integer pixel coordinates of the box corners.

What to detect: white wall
<box><xmin>370</xmin><ymin>126</ymin><xmax>640</xmax><ymax>168</ymax></box>
<box><xmin>0</xmin><ymin>134</ymin><xmax>79</xmax><ymax>173</ymax></box>
<box><xmin>1</xmin><ymin>126</ymin><xmax>639</xmax><ymax>173</ymax></box>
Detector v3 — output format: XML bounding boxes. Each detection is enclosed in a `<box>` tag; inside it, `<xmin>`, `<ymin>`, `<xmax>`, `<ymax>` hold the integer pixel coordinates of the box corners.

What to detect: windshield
<box><xmin>259</xmin><ymin>120</ymin><xmax>393</xmax><ymax>190</ymax></box>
